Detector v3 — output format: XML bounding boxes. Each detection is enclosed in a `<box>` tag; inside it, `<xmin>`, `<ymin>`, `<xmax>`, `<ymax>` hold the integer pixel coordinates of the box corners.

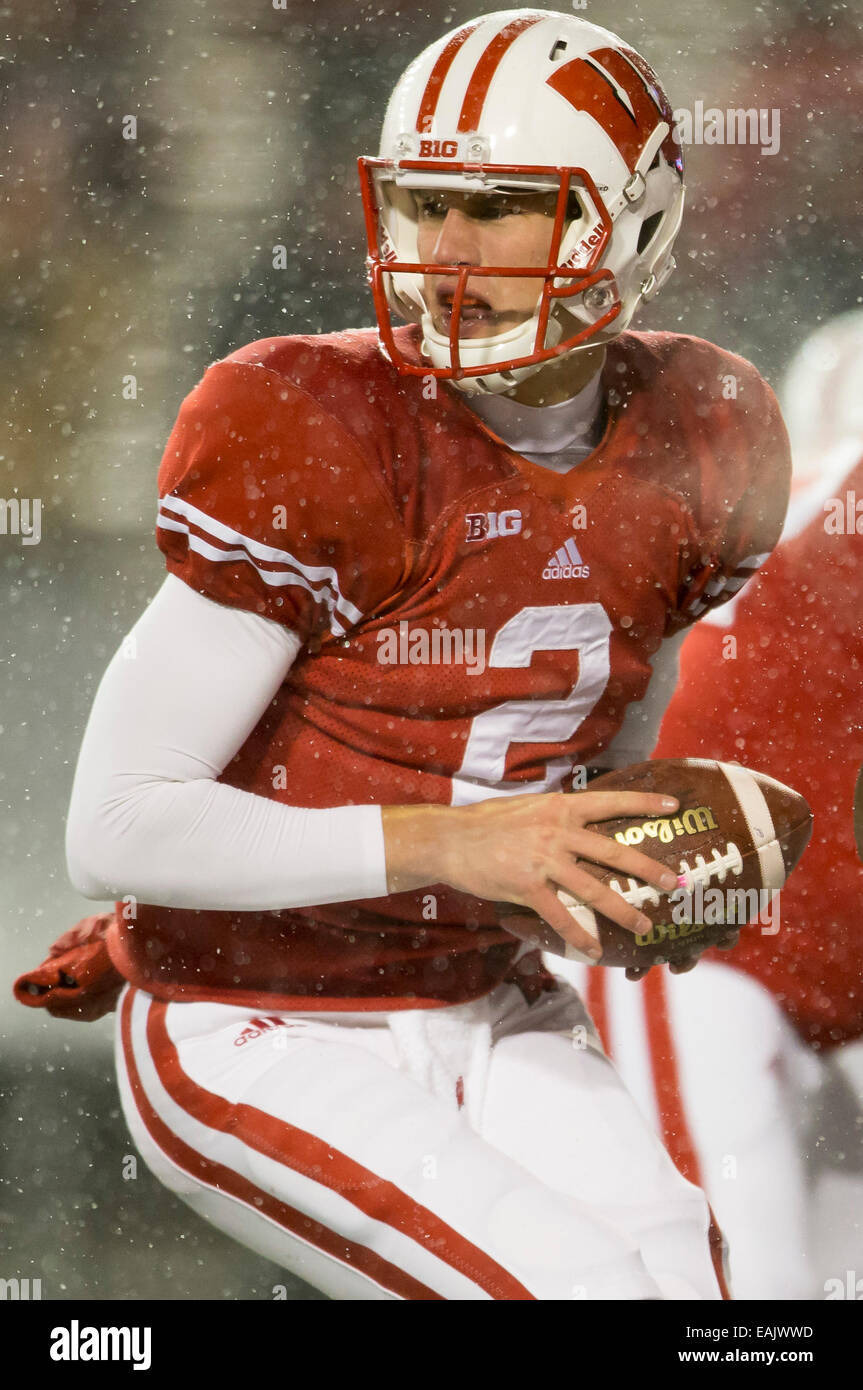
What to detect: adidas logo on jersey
<box><xmin>542</xmin><ymin>537</ymin><xmax>590</xmax><ymax>580</ymax></box>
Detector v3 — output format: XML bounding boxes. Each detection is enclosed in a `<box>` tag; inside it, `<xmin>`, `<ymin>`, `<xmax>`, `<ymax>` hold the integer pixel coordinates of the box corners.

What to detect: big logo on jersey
<box><xmin>465</xmin><ymin>509</ymin><xmax>522</xmax><ymax>541</ymax></box>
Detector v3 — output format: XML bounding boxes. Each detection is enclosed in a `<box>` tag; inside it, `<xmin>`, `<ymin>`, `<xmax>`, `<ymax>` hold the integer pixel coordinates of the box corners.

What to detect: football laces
<box><xmin>608</xmin><ymin>842</ymin><xmax>744</xmax><ymax>910</ymax></box>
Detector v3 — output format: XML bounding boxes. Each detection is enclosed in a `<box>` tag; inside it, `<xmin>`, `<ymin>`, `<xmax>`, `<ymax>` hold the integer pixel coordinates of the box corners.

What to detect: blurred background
<box><xmin>2</xmin><ymin>0</ymin><xmax>862</xmax><ymax>1299</ymax></box>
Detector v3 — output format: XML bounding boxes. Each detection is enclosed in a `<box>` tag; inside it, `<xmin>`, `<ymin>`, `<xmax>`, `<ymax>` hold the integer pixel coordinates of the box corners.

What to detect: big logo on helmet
<box><xmin>419</xmin><ymin>139</ymin><xmax>459</xmax><ymax>158</ymax></box>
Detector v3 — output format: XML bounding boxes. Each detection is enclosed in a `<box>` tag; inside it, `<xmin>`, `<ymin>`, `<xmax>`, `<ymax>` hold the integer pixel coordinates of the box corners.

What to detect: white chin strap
<box><xmin>420</xmin><ymin>308</ymin><xmax>565</xmax><ymax>396</ymax></box>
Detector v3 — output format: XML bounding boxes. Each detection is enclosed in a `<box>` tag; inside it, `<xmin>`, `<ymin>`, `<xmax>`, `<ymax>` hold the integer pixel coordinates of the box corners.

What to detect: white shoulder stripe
<box><xmin>159</xmin><ymin>494</ymin><xmax>362</xmax><ymax>610</ymax></box>
<box><xmin>157</xmin><ymin>494</ymin><xmax>363</xmax><ymax>635</ymax></box>
<box><xmin>157</xmin><ymin>519</ymin><xmax>349</xmax><ymax>637</ymax></box>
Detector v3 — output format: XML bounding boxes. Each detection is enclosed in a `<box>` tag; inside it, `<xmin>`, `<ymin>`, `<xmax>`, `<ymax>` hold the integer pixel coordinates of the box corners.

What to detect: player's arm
<box><xmin>65</xmin><ymin>574</ymin><xmax>389</xmax><ymax>910</ymax></box>
<box><xmin>65</xmin><ymin>354</ymin><xmax>406</xmax><ymax>911</ymax></box>
<box><xmin>669</xmin><ymin>358</ymin><xmax>792</xmax><ymax>634</ymax></box>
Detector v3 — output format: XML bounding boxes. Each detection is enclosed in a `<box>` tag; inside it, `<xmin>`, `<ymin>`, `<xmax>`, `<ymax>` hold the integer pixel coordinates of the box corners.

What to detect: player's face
<box><xmin>414</xmin><ymin>188</ymin><xmax>565</xmax><ymax>339</ymax></box>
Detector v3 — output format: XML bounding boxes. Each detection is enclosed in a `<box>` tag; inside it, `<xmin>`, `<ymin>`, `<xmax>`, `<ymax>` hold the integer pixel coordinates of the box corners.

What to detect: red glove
<box><xmin>13</xmin><ymin>912</ymin><xmax>124</xmax><ymax>1021</ymax></box>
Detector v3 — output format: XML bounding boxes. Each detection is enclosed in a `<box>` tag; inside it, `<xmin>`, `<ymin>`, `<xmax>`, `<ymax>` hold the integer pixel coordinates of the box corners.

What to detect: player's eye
<box><xmin>480</xmin><ymin>201</ymin><xmax>520</xmax><ymax>219</ymax></box>
<box><xmin>416</xmin><ymin>195</ymin><xmax>520</xmax><ymax>220</ymax></box>
<box><xmin>416</xmin><ymin>196</ymin><xmax>448</xmax><ymax>218</ymax></box>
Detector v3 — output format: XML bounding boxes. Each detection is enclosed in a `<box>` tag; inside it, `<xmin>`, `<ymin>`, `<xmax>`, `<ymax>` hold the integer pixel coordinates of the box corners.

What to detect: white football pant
<box><xmin>115</xmin><ymin>963</ymin><xmax>728</xmax><ymax>1301</ymax></box>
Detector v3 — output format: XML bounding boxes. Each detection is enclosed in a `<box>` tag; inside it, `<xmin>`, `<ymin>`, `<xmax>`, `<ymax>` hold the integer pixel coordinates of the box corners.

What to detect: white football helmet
<box><xmin>358</xmin><ymin>8</ymin><xmax>685</xmax><ymax>395</ymax></box>
<box><xmin>778</xmin><ymin>309</ymin><xmax>863</xmax><ymax>477</ymax></box>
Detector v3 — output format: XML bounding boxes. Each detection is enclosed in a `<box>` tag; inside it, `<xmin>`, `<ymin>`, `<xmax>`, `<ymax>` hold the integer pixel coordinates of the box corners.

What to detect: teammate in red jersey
<box><xmin>655</xmin><ymin>459</ymin><xmax>863</xmax><ymax>1048</ymax></box>
<box><xmin>41</xmin><ymin>12</ymin><xmax>793</xmax><ymax>1298</ymax></box>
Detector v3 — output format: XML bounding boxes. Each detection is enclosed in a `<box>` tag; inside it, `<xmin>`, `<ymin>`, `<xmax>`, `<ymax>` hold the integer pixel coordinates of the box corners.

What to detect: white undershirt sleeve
<box><xmin>591</xmin><ymin>628</ymin><xmax>688</xmax><ymax>769</ymax></box>
<box><xmin>65</xmin><ymin>574</ymin><xmax>389</xmax><ymax>911</ymax></box>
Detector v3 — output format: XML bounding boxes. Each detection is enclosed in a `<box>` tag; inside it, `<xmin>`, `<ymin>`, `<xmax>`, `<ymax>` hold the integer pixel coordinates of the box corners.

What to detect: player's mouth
<box><xmin>433</xmin><ymin>286</ymin><xmax>501</xmax><ymax>336</ymax></box>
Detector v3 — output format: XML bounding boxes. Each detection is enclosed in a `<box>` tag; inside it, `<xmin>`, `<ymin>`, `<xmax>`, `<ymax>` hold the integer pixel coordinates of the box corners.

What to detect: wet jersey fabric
<box><xmin>106</xmin><ymin>323</ymin><xmax>790</xmax><ymax>1009</ymax></box>
<box><xmin>656</xmin><ymin>453</ymin><xmax>863</xmax><ymax>1050</ymax></box>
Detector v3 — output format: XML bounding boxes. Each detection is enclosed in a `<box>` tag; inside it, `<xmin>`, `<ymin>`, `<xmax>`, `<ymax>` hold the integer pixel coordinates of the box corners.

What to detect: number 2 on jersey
<box><xmin>451</xmin><ymin>603</ymin><xmax>612</xmax><ymax>806</ymax></box>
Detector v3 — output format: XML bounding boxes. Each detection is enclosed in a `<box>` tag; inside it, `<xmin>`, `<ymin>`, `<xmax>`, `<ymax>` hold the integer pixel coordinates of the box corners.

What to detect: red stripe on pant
<box><xmin>642</xmin><ymin>971</ymin><xmax>732</xmax><ymax>1300</ymax></box>
<box><xmin>585</xmin><ymin>968</ymin><xmax>613</xmax><ymax>1058</ymax></box>
<box><xmin>121</xmin><ymin>988</ymin><xmax>536</xmax><ymax>1300</ymax></box>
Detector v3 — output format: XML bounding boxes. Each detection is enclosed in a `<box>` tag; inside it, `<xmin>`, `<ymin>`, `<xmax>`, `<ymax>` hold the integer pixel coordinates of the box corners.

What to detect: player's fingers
<box><xmin>554</xmin><ymin>864</ymin><xmax>652</xmax><ymax>937</ymax></box>
<box><xmin>568</xmin><ymin>791</ymin><xmax>679</xmax><ymax>824</ymax></box>
<box><xmin>526</xmin><ymin>886</ymin><xmax>605</xmax><ymax>961</ymax></box>
<box><xmin>567</xmin><ymin>828</ymin><xmax>680</xmax><ymax>895</ymax></box>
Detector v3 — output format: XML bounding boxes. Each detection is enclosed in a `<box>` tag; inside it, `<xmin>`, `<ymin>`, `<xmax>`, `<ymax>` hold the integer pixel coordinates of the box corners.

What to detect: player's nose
<box><xmin>431</xmin><ymin>207</ymin><xmax>483</xmax><ymax>267</ymax></box>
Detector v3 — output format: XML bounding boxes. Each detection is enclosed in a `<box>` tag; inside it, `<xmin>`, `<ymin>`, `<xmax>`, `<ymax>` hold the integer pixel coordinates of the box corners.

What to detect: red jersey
<box><xmin>655</xmin><ymin>453</ymin><xmax>863</xmax><ymax>1050</ymax></box>
<box><xmin>106</xmin><ymin>324</ymin><xmax>790</xmax><ymax>1010</ymax></box>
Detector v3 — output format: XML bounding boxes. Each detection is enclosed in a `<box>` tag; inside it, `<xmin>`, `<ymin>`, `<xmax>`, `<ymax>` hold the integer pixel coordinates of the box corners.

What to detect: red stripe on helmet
<box><xmin>416</xmin><ymin>22</ymin><xmax>481</xmax><ymax>134</ymax></box>
<box><xmin>547</xmin><ymin>46</ymin><xmax>676</xmax><ymax>174</ymax></box>
<box><xmin>617</xmin><ymin>45</ymin><xmax>683</xmax><ymax>173</ymax></box>
<box><xmin>456</xmin><ymin>14</ymin><xmax>545</xmax><ymax>133</ymax></box>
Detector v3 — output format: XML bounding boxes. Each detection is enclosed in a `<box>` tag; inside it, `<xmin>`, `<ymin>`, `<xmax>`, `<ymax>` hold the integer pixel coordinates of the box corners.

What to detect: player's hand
<box><xmin>623</xmin><ymin>928</ymin><xmax>741</xmax><ymax>982</ymax></box>
<box><xmin>382</xmin><ymin>790</ymin><xmax>682</xmax><ymax>962</ymax></box>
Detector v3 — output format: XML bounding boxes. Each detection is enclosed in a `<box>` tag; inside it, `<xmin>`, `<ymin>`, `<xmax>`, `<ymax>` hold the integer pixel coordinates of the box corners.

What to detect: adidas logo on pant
<box><xmin>542</xmin><ymin>537</ymin><xmax>590</xmax><ymax>580</ymax></box>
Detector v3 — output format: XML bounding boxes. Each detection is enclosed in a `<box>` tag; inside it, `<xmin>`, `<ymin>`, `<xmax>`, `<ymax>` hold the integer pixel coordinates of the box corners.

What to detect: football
<box><xmin>499</xmin><ymin>758</ymin><xmax>813</xmax><ymax>969</ymax></box>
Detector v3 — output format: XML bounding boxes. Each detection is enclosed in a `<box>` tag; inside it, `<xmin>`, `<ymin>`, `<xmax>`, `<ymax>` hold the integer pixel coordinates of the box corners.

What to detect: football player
<box><xmin>46</xmin><ymin>11</ymin><xmax>793</xmax><ymax>1299</ymax></box>
<box><xmin>553</xmin><ymin>310</ymin><xmax>863</xmax><ymax>1299</ymax></box>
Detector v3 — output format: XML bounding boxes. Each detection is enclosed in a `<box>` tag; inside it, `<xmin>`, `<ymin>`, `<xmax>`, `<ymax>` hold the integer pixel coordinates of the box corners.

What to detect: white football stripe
<box><xmin>756</xmin><ymin>841</ymin><xmax>788</xmax><ymax>892</ymax></box>
<box><xmin>716</xmin><ymin>761</ymin><xmax>787</xmax><ymax>891</ymax></box>
<box><xmin>556</xmin><ymin>889</ymin><xmax>601</xmax><ymax>965</ymax></box>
